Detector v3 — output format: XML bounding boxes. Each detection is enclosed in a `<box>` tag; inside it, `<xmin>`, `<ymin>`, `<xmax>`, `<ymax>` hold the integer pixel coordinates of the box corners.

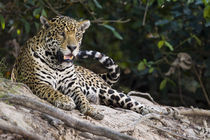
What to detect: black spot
<box><xmin>108</xmin><ymin>99</ymin><xmax>113</xmax><ymax>105</ymax></box>
<box><xmin>85</xmin><ymin>84</ymin><xmax>89</xmax><ymax>90</ymax></box>
<box><xmin>91</xmin><ymin>51</ymin><xmax>96</xmax><ymax>58</ymax></box>
<box><xmin>139</xmin><ymin>106</ymin><xmax>143</xmax><ymax>110</ymax></box>
<box><xmin>108</xmin><ymin>89</ymin><xmax>114</xmax><ymax>94</ymax></box>
<box><xmin>127</xmin><ymin>103</ymin><xmax>133</xmax><ymax>109</ymax></box>
<box><xmin>86</xmin><ymin>91</ymin><xmax>90</xmax><ymax>95</ymax></box>
<box><xmin>41</xmin><ymin>71</ymin><xmax>47</xmax><ymax>74</ymax></box>
<box><xmin>111</xmin><ymin>95</ymin><xmax>115</xmax><ymax>100</ymax></box>
<box><xmin>120</xmin><ymin>101</ymin><xmax>125</xmax><ymax>106</ymax></box>
<box><xmin>47</xmin><ymin>76</ymin><xmax>51</xmax><ymax>79</ymax></box>
<box><xmin>135</xmin><ymin>102</ymin><xmax>139</xmax><ymax>106</ymax></box>
<box><xmin>111</xmin><ymin>73</ymin><xmax>117</xmax><ymax>78</ymax></box>
<box><xmin>125</xmin><ymin>98</ymin><xmax>131</xmax><ymax>103</ymax></box>
<box><xmin>104</xmin><ymin>59</ymin><xmax>111</xmax><ymax>67</ymax></box>
<box><xmin>83</xmin><ymin>90</ymin><xmax>86</xmax><ymax>94</ymax></box>
<box><xmin>73</xmin><ymin>94</ymin><xmax>79</xmax><ymax>100</ymax></box>
<box><xmin>57</xmin><ymin>86</ymin><xmax>62</xmax><ymax>92</ymax></box>
<box><xmin>116</xmin><ymin>67</ymin><xmax>120</xmax><ymax>73</ymax></box>
<box><xmin>67</xmin><ymin>82</ymin><xmax>74</xmax><ymax>87</ymax></box>
<box><xmin>91</xmin><ymin>87</ymin><xmax>96</xmax><ymax>92</ymax></box>
<box><xmin>115</xmin><ymin>96</ymin><xmax>120</xmax><ymax>102</ymax></box>
<box><xmin>34</xmin><ymin>52</ymin><xmax>39</xmax><ymax>58</ymax></box>
<box><xmin>56</xmin><ymin>50</ymin><xmax>64</xmax><ymax>63</ymax></box>
<box><xmin>99</xmin><ymin>95</ymin><xmax>106</xmax><ymax>100</ymax></box>
<box><xmin>107</xmin><ymin>74</ymin><xmax>113</xmax><ymax>80</ymax></box>
<box><xmin>99</xmin><ymin>89</ymin><xmax>106</xmax><ymax>94</ymax></box>
<box><xmin>81</xmin><ymin>82</ymin><xmax>84</xmax><ymax>87</ymax></box>
<box><xmin>119</xmin><ymin>93</ymin><xmax>125</xmax><ymax>97</ymax></box>
<box><xmin>102</xmin><ymin>75</ymin><xmax>107</xmax><ymax>81</ymax></box>
<box><xmin>45</xmin><ymin>51</ymin><xmax>52</xmax><ymax>56</ymax></box>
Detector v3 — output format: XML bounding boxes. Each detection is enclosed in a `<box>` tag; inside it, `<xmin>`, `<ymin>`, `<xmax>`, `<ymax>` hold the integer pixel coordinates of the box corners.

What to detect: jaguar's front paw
<box><xmin>54</xmin><ymin>95</ymin><xmax>76</xmax><ymax>110</ymax></box>
<box><xmin>85</xmin><ymin>106</ymin><xmax>104</xmax><ymax>120</ymax></box>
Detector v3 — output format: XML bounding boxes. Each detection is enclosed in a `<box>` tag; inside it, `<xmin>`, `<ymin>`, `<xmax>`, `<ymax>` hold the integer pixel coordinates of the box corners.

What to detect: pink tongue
<box><xmin>64</xmin><ymin>55</ymin><xmax>73</xmax><ymax>60</ymax></box>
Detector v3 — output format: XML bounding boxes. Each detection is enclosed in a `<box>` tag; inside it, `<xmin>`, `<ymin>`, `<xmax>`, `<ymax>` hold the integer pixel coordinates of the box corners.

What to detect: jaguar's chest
<box><xmin>34</xmin><ymin>57</ymin><xmax>77</xmax><ymax>88</ymax></box>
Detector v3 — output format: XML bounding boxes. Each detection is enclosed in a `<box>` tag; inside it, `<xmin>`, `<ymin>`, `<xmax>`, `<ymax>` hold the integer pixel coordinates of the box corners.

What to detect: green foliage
<box><xmin>101</xmin><ymin>24</ymin><xmax>123</xmax><ymax>40</ymax></box>
<box><xmin>0</xmin><ymin>0</ymin><xmax>210</xmax><ymax>108</ymax></box>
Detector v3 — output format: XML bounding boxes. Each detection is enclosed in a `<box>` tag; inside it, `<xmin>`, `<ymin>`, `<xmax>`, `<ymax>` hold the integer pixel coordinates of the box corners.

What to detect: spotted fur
<box><xmin>12</xmin><ymin>16</ymin><xmax>164</xmax><ymax>120</ymax></box>
<box><xmin>77</xmin><ymin>50</ymin><xmax>120</xmax><ymax>85</ymax></box>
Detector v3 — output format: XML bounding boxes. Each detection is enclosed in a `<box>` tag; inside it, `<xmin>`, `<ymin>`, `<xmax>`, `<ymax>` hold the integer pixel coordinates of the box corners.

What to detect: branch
<box><xmin>179</xmin><ymin>107</ymin><xmax>210</xmax><ymax>117</ymax></box>
<box><xmin>91</xmin><ymin>18</ymin><xmax>130</xmax><ymax>23</ymax></box>
<box><xmin>142</xmin><ymin>2</ymin><xmax>149</xmax><ymax>26</ymax></box>
<box><xmin>192</xmin><ymin>65</ymin><xmax>210</xmax><ymax>106</ymax></box>
<box><xmin>0</xmin><ymin>93</ymin><xmax>136</xmax><ymax>140</ymax></box>
<box><xmin>44</xmin><ymin>0</ymin><xmax>61</xmax><ymax>16</ymax></box>
<box><xmin>0</xmin><ymin>120</ymin><xmax>43</xmax><ymax>140</ymax></box>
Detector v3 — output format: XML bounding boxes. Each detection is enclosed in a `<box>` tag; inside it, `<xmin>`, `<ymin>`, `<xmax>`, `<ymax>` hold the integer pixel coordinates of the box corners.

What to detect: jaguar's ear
<box><xmin>40</xmin><ymin>16</ymin><xmax>50</xmax><ymax>29</ymax></box>
<box><xmin>79</xmin><ymin>20</ymin><xmax>90</xmax><ymax>32</ymax></box>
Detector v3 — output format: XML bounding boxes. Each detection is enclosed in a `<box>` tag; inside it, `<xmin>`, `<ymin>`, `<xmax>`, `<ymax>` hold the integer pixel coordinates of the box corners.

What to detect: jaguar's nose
<box><xmin>67</xmin><ymin>45</ymin><xmax>77</xmax><ymax>51</ymax></box>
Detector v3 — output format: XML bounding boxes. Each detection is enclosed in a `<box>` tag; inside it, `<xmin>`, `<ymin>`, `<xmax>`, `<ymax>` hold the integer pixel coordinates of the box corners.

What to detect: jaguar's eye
<box><xmin>59</xmin><ymin>32</ymin><xmax>65</xmax><ymax>37</ymax></box>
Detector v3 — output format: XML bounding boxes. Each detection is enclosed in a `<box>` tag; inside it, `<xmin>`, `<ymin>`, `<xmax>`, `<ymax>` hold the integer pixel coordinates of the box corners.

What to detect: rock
<box><xmin>0</xmin><ymin>78</ymin><xmax>209</xmax><ymax>140</ymax></box>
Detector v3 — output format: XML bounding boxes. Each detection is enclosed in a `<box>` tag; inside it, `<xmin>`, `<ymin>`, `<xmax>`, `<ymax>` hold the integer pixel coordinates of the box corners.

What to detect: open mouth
<box><xmin>63</xmin><ymin>53</ymin><xmax>74</xmax><ymax>60</ymax></box>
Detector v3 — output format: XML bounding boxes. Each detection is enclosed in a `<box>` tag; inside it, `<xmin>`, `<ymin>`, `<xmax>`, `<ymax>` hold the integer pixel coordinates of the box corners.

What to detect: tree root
<box><xmin>0</xmin><ymin>93</ymin><xmax>136</xmax><ymax>140</ymax></box>
<box><xmin>0</xmin><ymin>119</ymin><xmax>43</xmax><ymax>140</ymax></box>
<box><xmin>179</xmin><ymin>107</ymin><xmax>210</xmax><ymax>117</ymax></box>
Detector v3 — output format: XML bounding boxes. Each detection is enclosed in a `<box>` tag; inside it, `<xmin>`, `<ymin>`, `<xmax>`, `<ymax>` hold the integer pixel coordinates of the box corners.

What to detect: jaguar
<box><xmin>12</xmin><ymin>16</ymin><xmax>164</xmax><ymax>120</ymax></box>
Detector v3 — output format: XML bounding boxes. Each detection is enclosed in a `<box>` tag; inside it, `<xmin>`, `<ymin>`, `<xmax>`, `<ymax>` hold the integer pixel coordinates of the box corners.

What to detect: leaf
<box><xmin>157</xmin><ymin>40</ymin><xmax>164</xmax><ymax>49</ymax></box>
<box><xmin>137</xmin><ymin>61</ymin><xmax>146</xmax><ymax>71</ymax></box>
<box><xmin>17</xmin><ymin>29</ymin><xmax>21</xmax><ymax>35</ymax></box>
<box><xmin>0</xmin><ymin>14</ymin><xmax>5</xmax><ymax>30</ymax></box>
<box><xmin>93</xmin><ymin>0</ymin><xmax>102</xmax><ymax>9</ymax></box>
<box><xmin>205</xmin><ymin>18</ymin><xmax>210</xmax><ymax>27</ymax></box>
<box><xmin>41</xmin><ymin>9</ymin><xmax>47</xmax><ymax>17</ymax></box>
<box><xmin>158</xmin><ymin>0</ymin><xmax>165</xmax><ymax>6</ymax></box>
<box><xmin>167</xmin><ymin>78</ymin><xmax>176</xmax><ymax>86</ymax></box>
<box><xmin>113</xmin><ymin>30</ymin><xmax>123</xmax><ymax>40</ymax></box>
<box><xmin>165</xmin><ymin>41</ymin><xmax>174</xmax><ymax>51</ymax></box>
<box><xmin>21</xmin><ymin>19</ymin><xmax>30</xmax><ymax>34</ymax></box>
<box><xmin>160</xmin><ymin>79</ymin><xmax>167</xmax><ymax>90</ymax></box>
<box><xmin>204</xmin><ymin>5</ymin><xmax>210</xmax><ymax>18</ymax></box>
<box><xmin>143</xmin><ymin>58</ymin><xmax>147</xmax><ymax>64</ymax></box>
<box><xmin>149</xmin><ymin>67</ymin><xmax>154</xmax><ymax>73</ymax></box>
<box><xmin>102</xmin><ymin>24</ymin><xmax>115</xmax><ymax>31</ymax></box>
<box><xmin>203</xmin><ymin>0</ymin><xmax>210</xmax><ymax>6</ymax></box>
<box><xmin>33</xmin><ymin>8</ymin><xmax>41</xmax><ymax>18</ymax></box>
<box><xmin>34</xmin><ymin>22</ymin><xmax>40</xmax><ymax>31</ymax></box>
<box><xmin>192</xmin><ymin>34</ymin><xmax>201</xmax><ymax>46</ymax></box>
<box><xmin>102</xmin><ymin>24</ymin><xmax>123</xmax><ymax>40</ymax></box>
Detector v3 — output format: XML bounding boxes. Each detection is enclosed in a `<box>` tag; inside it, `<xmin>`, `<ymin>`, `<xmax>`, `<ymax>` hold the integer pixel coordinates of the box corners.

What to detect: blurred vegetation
<box><xmin>0</xmin><ymin>0</ymin><xmax>210</xmax><ymax>108</ymax></box>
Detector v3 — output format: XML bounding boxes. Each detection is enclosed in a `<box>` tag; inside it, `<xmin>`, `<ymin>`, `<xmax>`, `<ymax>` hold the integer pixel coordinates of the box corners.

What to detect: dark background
<box><xmin>0</xmin><ymin>0</ymin><xmax>210</xmax><ymax>109</ymax></box>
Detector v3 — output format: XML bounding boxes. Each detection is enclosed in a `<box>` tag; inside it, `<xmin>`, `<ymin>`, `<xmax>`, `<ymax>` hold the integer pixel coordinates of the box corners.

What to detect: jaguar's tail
<box><xmin>77</xmin><ymin>50</ymin><xmax>120</xmax><ymax>85</ymax></box>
